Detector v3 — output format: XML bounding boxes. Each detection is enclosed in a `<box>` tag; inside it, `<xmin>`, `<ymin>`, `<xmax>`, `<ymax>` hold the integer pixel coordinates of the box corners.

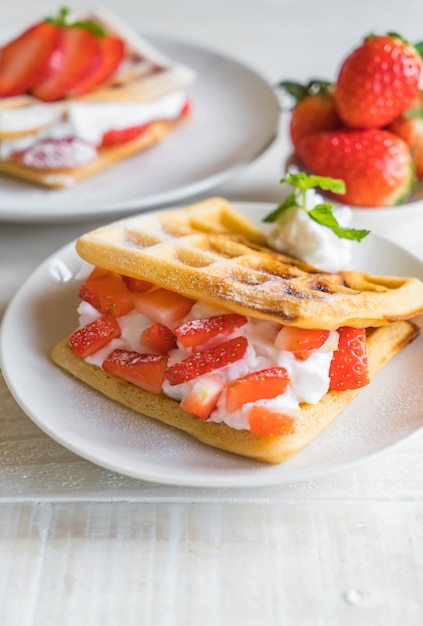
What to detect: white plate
<box><xmin>0</xmin><ymin>37</ymin><xmax>279</xmax><ymax>223</ymax></box>
<box><xmin>1</xmin><ymin>202</ymin><xmax>423</xmax><ymax>487</ymax></box>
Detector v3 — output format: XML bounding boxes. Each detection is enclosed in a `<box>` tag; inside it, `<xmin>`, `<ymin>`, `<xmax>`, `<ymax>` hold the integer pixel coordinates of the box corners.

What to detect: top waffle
<box><xmin>75</xmin><ymin>197</ymin><xmax>423</xmax><ymax>330</ymax></box>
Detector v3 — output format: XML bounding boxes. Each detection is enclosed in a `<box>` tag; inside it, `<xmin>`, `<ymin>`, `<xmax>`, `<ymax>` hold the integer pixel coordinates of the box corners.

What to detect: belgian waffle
<box><xmin>75</xmin><ymin>197</ymin><xmax>423</xmax><ymax>330</ymax></box>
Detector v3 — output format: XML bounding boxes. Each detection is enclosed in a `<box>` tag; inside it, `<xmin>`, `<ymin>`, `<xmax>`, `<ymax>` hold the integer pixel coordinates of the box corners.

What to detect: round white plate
<box><xmin>1</xmin><ymin>202</ymin><xmax>423</xmax><ymax>487</ymax></box>
<box><xmin>0</xmin><ymin>37</ymin><xmax>279</xmax><ymax>223</ymax></box>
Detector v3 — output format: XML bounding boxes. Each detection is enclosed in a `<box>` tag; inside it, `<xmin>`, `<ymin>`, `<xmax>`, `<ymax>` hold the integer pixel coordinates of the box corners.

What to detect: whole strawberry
<box><xmin>388</xmin><ymin>91</ymin><xmax>423</xmax><ymax>178</ymax></box>
<box><xmin>334</xmin><ymin>34</ymin><xmax>423</xmax><ymax>129</ymax></box>
<box><xmin>279</xmin><ymin>80</ymin><xmax>342</xmax><ymax>152</ymax></box>
<box><xmin>297</xmin><ymin>129</ymin><xmax>414</xmax><ymax>207</ymax></box>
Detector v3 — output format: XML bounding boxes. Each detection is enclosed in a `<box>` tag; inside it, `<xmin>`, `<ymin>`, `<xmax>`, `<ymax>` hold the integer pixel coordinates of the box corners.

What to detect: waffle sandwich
<box><xmin>0</xmin><ymin>8</ymin><xmax>195</xmax><ymax>188</ymax></box>
<box><xmin>51</xmin><ymin>198</ymin><xmax>423</xmax><ymax>463</ymax></box>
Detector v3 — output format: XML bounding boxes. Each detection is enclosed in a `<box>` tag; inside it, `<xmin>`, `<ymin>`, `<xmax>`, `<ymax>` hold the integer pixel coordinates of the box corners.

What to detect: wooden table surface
<box><xmin>2</xmin><ymin>1</ymin><xmax>423</xmax><ymax>624</ymax></box>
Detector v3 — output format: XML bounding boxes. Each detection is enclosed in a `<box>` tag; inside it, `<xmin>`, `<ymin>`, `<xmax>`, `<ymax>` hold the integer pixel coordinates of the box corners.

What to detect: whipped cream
<box><xmin>0</xmin><ymin>90</ymin><xmax>188</xmax><ymax>160</ymax></box>
<box><xmin>77</xmin><ymin>298</ymin><xmax>338</xmax><ymax>432</ymax></box>
<box><xmin>268</xmin><ymin>188</ymin><xmax>354</xmax><ymax>272</ymax></box>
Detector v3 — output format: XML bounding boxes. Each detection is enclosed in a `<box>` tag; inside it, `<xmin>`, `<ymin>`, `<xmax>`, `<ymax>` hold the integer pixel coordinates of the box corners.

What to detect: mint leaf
<box><xmin>281</xmin><ymin>172</ymin><xmax>346</xmax><ymax>194</ymax></box>
<box><xmin>263</xmin><ymin>191</ymin><xmax>299</xmax><ymax>222</ymax></box>
<box><xmin>263</xmin><ymin>171</ymin><xmax>370</xmax><ymax>242</ymax></box>
<box><xmin>308</xmin><ymin>205</ymin><xmax>370</xmax><ymax>241</ymax></box>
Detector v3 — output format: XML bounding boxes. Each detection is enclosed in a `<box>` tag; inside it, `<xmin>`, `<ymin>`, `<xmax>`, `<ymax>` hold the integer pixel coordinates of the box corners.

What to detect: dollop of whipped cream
<box><xmin>267</xmin><ymin>187</ymin><xmax>354</xmax><ymax>272</ymax></box>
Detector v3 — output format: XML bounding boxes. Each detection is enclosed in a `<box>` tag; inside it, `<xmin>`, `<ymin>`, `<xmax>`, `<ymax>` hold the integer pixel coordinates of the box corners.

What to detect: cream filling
<box><xmin>78</xmin><ymin>300</ymin><xmax>338</xmax><ymax>432</ymax></box>
<box><xmin>0</xmin><ymin>90</ymin><xmax>187</xmax><ymax>160</ymax></box>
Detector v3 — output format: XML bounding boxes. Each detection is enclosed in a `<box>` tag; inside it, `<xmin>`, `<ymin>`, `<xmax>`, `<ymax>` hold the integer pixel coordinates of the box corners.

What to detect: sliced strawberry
<box><xmin>226</xmin><ymin>367</ymin><xmax>290</xmax><ymax>413</ymax></box>
<box><xmin>87</xmin><ymin>266</ymin><xmax>112</xmax><ymax>281</ymax></box>
<box><xmin>181</xmin><ymin>99</ymin><xmax>191</xmax><ymax>117</ymax></box>
<box><xmin>69</xmin><ymin>316</ymin><xmax>121</xmax><ymax>357</ymax></box>
<box><xmin>100</xmin><ymin>123</ymin><xmax>151</xmax><ymax>148</ymax></box>
<box><xmin>140</xmin><ymin>323</ymin><xmax>177</xmax><ymax>354</ymax></box>
<box><xmin>275</xmin><ymin>327</ymin><xmax>331</xmax><ymax>361</ymax></box>
<box><xmin>329</xmin><ymin>327</ymin><xmax>370</xmax><ymax>391</ymax></box>
<box><xmin>180</xmin><ymin>374</ymin><xmax>224</xmax><ymax>420</ymax></box>
<box><xmin>166</xmin><ymin>336</ymin><xmax>248</xmax><ymax>386</ymax></box>
<box><xmin>69</xmin><ymin>35</ymin><xmax>125</xmax><ymax>97</ymax></box>
<box><xmin>0</xmin><ymin>22</ymin><xmax>61</xmax><ymax>97</ymax></box>
<box><xmin>248</xmin><ymin>407</ymin><xmax>297</xmax><ymax>436</ymax></box>
<box><xmin>120</xmin><ymin>275</ymin><xmax>153</xmax><ymax>293</ymax></box>
<box><xmin>32</xmin><ymin>26</ymin><xmax>102</xmax><ymax>102</ymax></box>
<box><xmin>79</xmin><ymin>274</ymin><xmax>134</xmax><ymax>317</ymax></box>
<box><xmin>174</xmin><ymin>313</ymin><xmax>248</xmax><ymax>351</ymax></box>
<box><xmin>134</xmin><ymin>288</ymin><xmax>195</xmax><ymax>326</ymax></box>
<box><xmin>102</xmin><ymin>349</ymin><xmax>167</xmax><ymax>394</ymax></box>
<box><xmin>12</xmin><ymin>137</ymin><xmax>97</xmax><ymax>170</ymax></box>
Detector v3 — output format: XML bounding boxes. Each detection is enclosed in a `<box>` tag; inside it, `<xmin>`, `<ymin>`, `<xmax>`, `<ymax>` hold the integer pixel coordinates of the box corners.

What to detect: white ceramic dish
<box><xmin>0</xmin><ymin>37</ymin><xmax>279</xmax><ymax>223</ymax></box>
<box><xmin>1</xmin><ymin>202</ymin><xmax>423</xmax><ymax>487</ymax></box>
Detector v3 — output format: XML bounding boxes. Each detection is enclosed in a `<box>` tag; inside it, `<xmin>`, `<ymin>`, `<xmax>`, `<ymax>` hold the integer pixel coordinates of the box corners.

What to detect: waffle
<box><xmin>51</xmin><ymin>320</ymin><xmax>419</xmax><ymax>464</ymax></box>
<box><xmin>0</xmin><ymin>8</ymin><xmax>195</xmax><ymax>188</ymax></box>
<box><xmin>75</xmin><ymin>197</ymin><xmax>423</xmax><ymax>330</ymax></box>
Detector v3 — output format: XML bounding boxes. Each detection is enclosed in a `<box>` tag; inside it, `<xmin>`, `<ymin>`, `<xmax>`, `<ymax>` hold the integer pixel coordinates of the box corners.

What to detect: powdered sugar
<box><xmin>16</xmin><ymin>137</ymin><xmax>97</xmax><ymax>170</ymax></box>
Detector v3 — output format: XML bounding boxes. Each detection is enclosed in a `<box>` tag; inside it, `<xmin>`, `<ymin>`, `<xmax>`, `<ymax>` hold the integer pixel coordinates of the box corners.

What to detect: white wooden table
<box><xmin>2</xmin><ymin>1</ymin><xmax>423</xmax><ymax>624</ymax></box>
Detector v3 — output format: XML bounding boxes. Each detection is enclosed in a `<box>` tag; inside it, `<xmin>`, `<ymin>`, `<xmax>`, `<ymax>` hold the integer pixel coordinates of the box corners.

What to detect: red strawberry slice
<box><xmin>12</xmin><ymin>137</ymin><xmax>97</xmax><ymax>170</ymax></box>
<box><xmin>79</xmin><ymin>273</ymin><xmax>134</xmax><ymax>317</ymax></box>
<box><xmin>0</xmin><ymin>22</ymin><xmax>61</xmax><ymax>97</ymax></box>
<box><xmin>102</xmin><ymin>349</ymin><xmax>167</xmax><ymax>394</ymax></box>
<box><xmin>180</xmin><ymin>374</ymin><xmax>224</xmax><ymax>420</ymax></box>
<box><xmin>275</xmin><ymin>326</ymin><xmax>331</xmax><ymax>360</ymax></box>
<box><xmin>248</xmin><ymin>407</ymin><xmax>297</xmax><ymax>436</ymax></box>
<box><xmin>140</xmin><ymin>323</ymin><xmax>177</xmax><ymax>354</ymax></box>
<box><xmin>69</xmin><ymin>316</ymin><xmax>121</xmax><ymax>357</ymax></box>
<box><xmin>120</xmin><ymin>275</ymin><xmax>153</xmax><ymax>293</ymax></box>
<box><xmin>174</xmin><ymin>313</ymin><xmax>248</xmax><ymax>351</ymax></box>
<box><xmin>166</xmin><ymin>336</ymin><xmax>248</xmax><ymax>386</ymax></box>
<box><xmin>100</xmin><ymin>123</ymin><xmax>151</xmax><ymax>148</ymax></box>
<box><xmin>68</xmin><ymin>35</ymin><xmax>125</xmax><ymax>97</ymax></box>
<box><xmin>226</xmin><ymin>367</ymin><xmax>290</xmax><ymax>413</ymax></box>
<box><xmin>32</xmin><ymin>26</ymin><xmax>102</xmax><ymax>102</ymax></box>
<box><xmin>329</xmin><ymin>327</ymin><xmax>370</xmax><ymax>390</ymax></box>
<box><xmin>87</xmin><ymin>267</ymin><xmax>112</xmax><ymax>281</ymax></box>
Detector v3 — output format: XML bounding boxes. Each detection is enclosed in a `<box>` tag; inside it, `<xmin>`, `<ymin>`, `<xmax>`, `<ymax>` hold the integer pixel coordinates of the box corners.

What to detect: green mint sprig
<box><xmin>263</xmin><ymin>172</ymin><xmax>370</xmax><ymax>242</ymax></box>
<box><xmin>45</xmin><ymin>7</ymin><xmax>106</xmax><ymax>37</ymax></box>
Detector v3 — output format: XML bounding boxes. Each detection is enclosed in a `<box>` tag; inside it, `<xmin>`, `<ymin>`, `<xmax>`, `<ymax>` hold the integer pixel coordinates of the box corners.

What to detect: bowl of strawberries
<box><xmin>280</xmin><ymin>32</ymin><xmax>423</xmax><ymax>227</ymax></box>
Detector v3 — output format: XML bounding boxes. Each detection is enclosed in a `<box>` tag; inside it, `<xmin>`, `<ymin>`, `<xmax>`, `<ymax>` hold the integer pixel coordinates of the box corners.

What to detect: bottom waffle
<box><xmin>51</xmin><ymin>320</ymin><xmax>419</xmax><ymax>464</ymax></box>
<box><xmin>0</xmin><ymin>118</ymin><xmax>184</xmax><ymax>189</ymax></box>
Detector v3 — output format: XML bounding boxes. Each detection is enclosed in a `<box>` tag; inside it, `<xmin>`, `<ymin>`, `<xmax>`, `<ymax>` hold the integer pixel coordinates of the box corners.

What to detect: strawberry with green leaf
<box><xmin>278</xmin><ymin>80</ymin><xmax>343</xmax><ymax>153</ymax></box>
<box><xmin>296</xmin><ymin>130</ymin><xmax>415</xmax><ymax>208</ymax></box>
<box><xmin>0</xmin><ymin>7</ymin><xmax>125</xmax><ymax>101</ymax></box>
<box><xmin>263</xmin><ymin>172</ymin><xmax>370</xmax><ymax>241</ymax></box>
<box><xmin>334</xmin><ymin>33</ymin><xmax>423</xmax><ymax>129</ymax></box>
<box><xmin>33</xmin><ymin>8</ymin><xmax>125</xmax><ymax>101</ymax></box>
